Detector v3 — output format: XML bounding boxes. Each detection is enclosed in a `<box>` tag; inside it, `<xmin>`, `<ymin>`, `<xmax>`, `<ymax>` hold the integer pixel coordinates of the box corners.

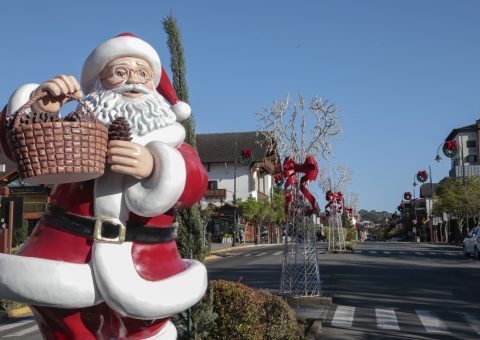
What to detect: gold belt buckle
<box><xmin>93</xmin><ymin>217</ymin><xmax>126</xmax><ymax>244</ymax></box>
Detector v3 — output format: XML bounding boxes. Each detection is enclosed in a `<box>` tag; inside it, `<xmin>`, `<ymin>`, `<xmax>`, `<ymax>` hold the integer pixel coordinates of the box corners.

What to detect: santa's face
<box><xmin>83</xmin><ymin>57</ymin><xmax>177</xmax><ymax>136</ymax></box>
<box><xmin>99</xmin><ymin>57</ymin><xmax>154</xmax><ymax>99</ymax></box>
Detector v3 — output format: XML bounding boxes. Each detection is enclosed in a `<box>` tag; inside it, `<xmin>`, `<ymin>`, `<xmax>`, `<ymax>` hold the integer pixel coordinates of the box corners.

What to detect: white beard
<box><xmin>82</xmin><ymin>80</ymin><xmax>177</xmax><ymax>136</ymax></box>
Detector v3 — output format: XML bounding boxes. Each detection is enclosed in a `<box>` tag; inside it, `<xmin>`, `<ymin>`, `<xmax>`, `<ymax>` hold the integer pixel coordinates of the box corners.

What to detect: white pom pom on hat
<box><xmin>80</xmin><ymin>32</ymin><xmax>191</xmax><ymax>121</ymax></box>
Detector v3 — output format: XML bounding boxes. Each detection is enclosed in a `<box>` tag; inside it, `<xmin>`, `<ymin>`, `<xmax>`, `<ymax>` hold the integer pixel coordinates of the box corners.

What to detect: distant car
<box><xmin>390</xmin><ymin>237</ymin><xmax>402</xmax><ymax>242</ymax></box>
<box><xmin>463</xmin><ymin>226</ymin><xmax>480</xmax><ymax>258</ymax></box>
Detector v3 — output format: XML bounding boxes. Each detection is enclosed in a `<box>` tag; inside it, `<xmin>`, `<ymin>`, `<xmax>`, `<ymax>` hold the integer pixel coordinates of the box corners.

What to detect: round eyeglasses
<box><xmin>105</xmin><ymin>65</ymin><xmax>153</xmax><ymax>84</ymax></box>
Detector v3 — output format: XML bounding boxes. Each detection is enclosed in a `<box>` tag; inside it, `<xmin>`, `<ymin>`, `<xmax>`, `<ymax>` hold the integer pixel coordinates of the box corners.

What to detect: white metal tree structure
<box><xmin>256</xmin><ymin>95</ymin><xmax>342</xmax><ymax>297</ymax></box>
<box><xmin>318</xmin><ymin>166</ymin><xmax>351</xmax><ymax>252</ymax></box>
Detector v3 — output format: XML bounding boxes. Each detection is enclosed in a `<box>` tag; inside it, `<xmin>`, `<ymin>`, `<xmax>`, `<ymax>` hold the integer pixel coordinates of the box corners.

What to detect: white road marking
<box><xmin>383</xmin><ymin>251</ymin><xmax>391</xmax><ymax>255</ymax></box>
<box><xmin>0</xmin><ymin>320</ymin><xmax>35</xmax><ymax>332</ymax></box>
<box><xmin>255</xmin><ymin>252</ymin><xmax>268</xmax><ymax>257</ymax></box>
<box><xmin>428</xmin><ymin>252</ymin><xmax>436</xmax><ymax>255</ymax></box>
<box><xmin>354</xmin><ymin>250</ymin><xmax>362</xmax><ymax>254</ymax></box>
<box><xmin>331</xmin><ymin>306</ymin><xmax>355</xmax><ymax>328</ymax></box>
<box><xmin>369</xmin><ymin>251</ymin><xmax>377</xmax><ymax>254</ymax></box>
<box><xmin>272</xmin><ymin>251</ymin><xmax>283</xmax><ymax>256</ymax></box>
<box><xmin>463</xmin><ymin>312</ymin><xmax>480</xmax><ymax>335</ymax></box>
<box><xmin>5</xmin><ymin>324</ymin><xmax>39</xmax><ymax>337</ymax></box>
<box><xmin>415</xmin><ymin>252</ymin><xmax>425</xmax><ymax>255</ymax></box>
<box><xmin>416</xmin><ymin>310</ymin><xmax>450</xmax><ymax>334</ymax></box>
<box><xmin>375</xmin><ymin>308</ymin><xmax>400</xmax><ymax>330</ymax></box>
<box><xmin>399</xmin><ymin>251</ymin><xmax>406</xmax><ymax>254</ymax></box>
<box><xmin>243</xmin><ymin>253</ymin><xmax>251</xmax><ymax>257</ymax></box>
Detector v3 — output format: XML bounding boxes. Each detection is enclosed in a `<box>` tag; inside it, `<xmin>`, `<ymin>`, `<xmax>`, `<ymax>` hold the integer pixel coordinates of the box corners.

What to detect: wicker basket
<box><xmin>7</xmin><ymin>92</ymin><xmax>108</xmax><ymax>185</ymax></box>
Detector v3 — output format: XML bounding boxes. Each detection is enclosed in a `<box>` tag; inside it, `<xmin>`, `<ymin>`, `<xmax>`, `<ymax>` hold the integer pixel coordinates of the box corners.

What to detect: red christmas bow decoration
<box><xmin>404</xmin><ymin>192</ymin><xmax>412</xmax><ymax>200</ymax></box>
<box><xmin>241</xmin><ymin>149</ymin><xmax>253</xmax><ymax>160</ymax></box>
<box><xmin>446</xmin><ymin>140</ymin><xmax>457</xmax><ymax>150</ymax></box>
<box><xmin>282</xmin><ymin>155</ymin><xmax>320</xmax><ymax>215</ymax></box>
<box><xmin>325</xmin><ymin>190</ymin><xmax>343</xmax><ymax>216</ymax></box>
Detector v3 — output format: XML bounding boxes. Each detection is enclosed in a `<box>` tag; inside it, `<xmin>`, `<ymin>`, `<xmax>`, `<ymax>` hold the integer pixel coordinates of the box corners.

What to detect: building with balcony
<box><xmin>196</xmin><ymin>131</ymin><xmax>280</xmax><ymax>242</ymax></box>
<box><xmin>445</xmin><ymin>119</ymin><xmax>480</xmax><ymax>178</ymax></box>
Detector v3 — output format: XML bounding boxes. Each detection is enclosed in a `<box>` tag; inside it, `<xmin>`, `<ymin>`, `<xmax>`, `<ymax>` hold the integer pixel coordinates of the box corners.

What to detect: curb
<box><xmin>210</xmin><ymin>243</ymin><xmax>280</xmax><ymax>254</ymax></box>
<box><xmin>1</xmin><ymin>306</ymin><xmax>32</xmax><ymax>319</ymax></box>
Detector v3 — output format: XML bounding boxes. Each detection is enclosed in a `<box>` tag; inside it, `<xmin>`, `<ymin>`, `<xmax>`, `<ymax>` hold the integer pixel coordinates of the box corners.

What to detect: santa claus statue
<box><xmin>0</xmin><ymin>33</ymin><xmax>208</xmax><ymax>339</ymax></box>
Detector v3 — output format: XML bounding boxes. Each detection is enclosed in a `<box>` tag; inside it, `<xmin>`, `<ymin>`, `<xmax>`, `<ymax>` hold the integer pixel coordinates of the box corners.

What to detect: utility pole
<box><xmin>232</xmin><ymin>140</ymin><xmax>238</xmax><ymax>247</ymax></box>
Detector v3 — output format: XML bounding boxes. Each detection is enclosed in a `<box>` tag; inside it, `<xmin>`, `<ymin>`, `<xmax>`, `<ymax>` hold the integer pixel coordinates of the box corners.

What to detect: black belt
<box><xmin>42</xmin><ymin>204</ymin><xmax>175</xmax><ymax>244</ymax></box>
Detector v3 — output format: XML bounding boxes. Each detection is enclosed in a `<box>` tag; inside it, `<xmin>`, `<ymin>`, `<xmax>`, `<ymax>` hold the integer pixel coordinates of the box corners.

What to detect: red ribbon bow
<box><xmin>417</xmin><ymin>170</ymin><xmax>427</xmax><ymax>178</ymax></box>
<box><xmin>446</xmin><ymin>140</ymin><xmax>457</xmax><ymax>150</ymax></box>
<box><xmin>282</xmin><ymin>155</ymin><xmax>320</xmax><ymax>216</ymax></box>
<box><xmin>325</xmin><ymin>190</ymin><xmax>343</xmax><ymax>216</ymax></box>
<box><xmin>241</xmin><ymin>149</ymin><xmax>253</xmax><ymax>160</ymax></box>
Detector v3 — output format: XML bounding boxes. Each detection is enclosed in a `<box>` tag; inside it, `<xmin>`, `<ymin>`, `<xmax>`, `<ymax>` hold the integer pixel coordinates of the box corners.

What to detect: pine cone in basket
<box><xmin>64</xmin><ymin>110</ymin><xmax>97</xmax><ymax>122</ymax></box>
<box><xmin>6</xmin><ymin>112</ymin><xmax>61</xmax><ymax>129</ymax></box>
<box><xmin>108</xmin><ymin>117</ymin><xmax>132</xmax><ymax>141</ymax></box>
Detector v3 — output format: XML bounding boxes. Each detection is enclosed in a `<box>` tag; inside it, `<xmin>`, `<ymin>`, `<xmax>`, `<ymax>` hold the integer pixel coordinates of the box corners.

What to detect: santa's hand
<box><xmin>107</xmin><ymin>140</ymin><xmax>154</xmax><ymax>179</ymax></box>
<box><xmin>31</xmin><ymin>75</ymin><xmax>82</xmax><ymax>113</ymax></box>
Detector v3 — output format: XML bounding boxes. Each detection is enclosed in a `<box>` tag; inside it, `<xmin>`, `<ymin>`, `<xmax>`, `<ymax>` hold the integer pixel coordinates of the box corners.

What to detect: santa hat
<box><xmin>80</xmin><ymin>32</ymin><xmax>191</xmax><ymax>121</ymax></box>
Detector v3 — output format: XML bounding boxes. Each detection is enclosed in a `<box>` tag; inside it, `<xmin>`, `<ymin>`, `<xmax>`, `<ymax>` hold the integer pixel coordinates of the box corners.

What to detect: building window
<box><xmin>467</xmin><ymin>140</ymin><xmax>476</xmax><ymax>148</ymax></box>
<box><xmin>465</xmin><ymin>155</ymin><xmax>478</xmax><ymax>164</ymax></box>
<box><xmin>208</xmin><ymin>181</ymin><xmax>218</xmax><ymax>190</ymax></box>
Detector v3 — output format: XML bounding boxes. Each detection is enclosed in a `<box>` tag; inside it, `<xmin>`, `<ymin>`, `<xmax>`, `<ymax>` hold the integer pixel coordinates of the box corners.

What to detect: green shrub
<box><xmin>13</xmin><ymin>220</ymin><xmax>28</xmax><ymax>247</ymax></box>
<box><xmin>257</xmin><ymin>290</ymin><xmax>303</xmax><ymax>340</ymax></box>
<box><xmin>210</xmin><ymin>280</ymin><xmax>265</xmax><ymax>340</ymax></box>
<box><xmin>209</xmin><ymin>280</ymin><xmax>303</xmax><ymax>340</ymax></box>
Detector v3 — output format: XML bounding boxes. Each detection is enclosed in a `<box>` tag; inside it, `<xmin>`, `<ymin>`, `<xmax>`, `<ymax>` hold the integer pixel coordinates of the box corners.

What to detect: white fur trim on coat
<box><xmin>6</xmin><ymin>83</ymin><xmax>38</xmax><ymax>117</ymax></box>
<box><xmin>124</xmin><ymin>141</ymin><xmax>186</xmax><ymax>217</ymax></box>
<box><xmin>0</xmin><ymin>253</ymin><xmax>102</xmax><ymax>308</ymax></box>
<box><xmin>92</xmin><ymin>242</ymin><xmax>208</xmax><ymax>319</ymax></box>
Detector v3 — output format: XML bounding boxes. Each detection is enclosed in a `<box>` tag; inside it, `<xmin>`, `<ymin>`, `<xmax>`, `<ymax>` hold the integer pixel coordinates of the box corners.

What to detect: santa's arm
<box><xmin>124</xmin><ymin>142</ymin><xmax>208</xmax><ymax>217</ymax></box>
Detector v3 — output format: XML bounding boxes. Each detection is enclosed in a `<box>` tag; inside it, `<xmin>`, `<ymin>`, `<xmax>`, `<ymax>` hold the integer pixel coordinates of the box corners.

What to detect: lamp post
<box><xmin>436</xmin><ymin>139</ymin><xmax>469</xmax><ymax>235</ymax></box>
<box><xmin>413</xmin><ymin>169</ymin><xmax>432</xmax><ymax>242</ymax></box>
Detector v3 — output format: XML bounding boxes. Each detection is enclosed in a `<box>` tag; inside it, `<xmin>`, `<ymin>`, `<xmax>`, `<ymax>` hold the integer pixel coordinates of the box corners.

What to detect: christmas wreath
<box><xmin>274</xmin><ymin>174</ymin><xmax>284</xmax><ymax>187</ymax></box>
<box><xmin>241</xmin><ymin>149</ymin><xmax>253</xmax><ymax>165</ymax></box>
<box><xmin>403</xmin><ymin>192</ymin><xmax>412</xmax><ymax>200</ymax></box>
<box><xmin>416</xmin><ymin>170</ymin><xmax>428</xmax><ymax>183</ymax></box>
<box><xmin>442</xmin><ymin>140</ymin><xmax>459</xmax><ymax>158</ymax></box>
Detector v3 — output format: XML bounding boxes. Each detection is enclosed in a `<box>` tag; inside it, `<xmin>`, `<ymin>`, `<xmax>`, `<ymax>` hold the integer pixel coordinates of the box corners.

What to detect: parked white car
<box><xmin>463</xmin><ymin>226</ymin><xmax>480</xmax><ymax>258</ymax></box>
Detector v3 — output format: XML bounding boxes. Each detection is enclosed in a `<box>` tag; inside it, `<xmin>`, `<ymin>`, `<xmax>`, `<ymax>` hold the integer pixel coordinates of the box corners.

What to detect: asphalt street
<box><xmin>207</xmin><ymin>241</ymin><xmax>480</xmax><ymax>340</ymax></box>
<box><xmin>1</xmin><ymin>242</ymin><xmax>479</xmax><ymax>339</ymax></box>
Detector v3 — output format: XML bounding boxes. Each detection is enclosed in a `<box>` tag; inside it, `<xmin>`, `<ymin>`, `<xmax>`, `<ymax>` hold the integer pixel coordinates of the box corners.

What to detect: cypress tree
<box><xmin>163</xmin><ymin>15</ymin><xmax>216</xmax><ymax>339</ymax></box>
<box><xmin>163</xmin><ymin>15</ymin><xmax>205</xmax><ymax>261</ymax></box>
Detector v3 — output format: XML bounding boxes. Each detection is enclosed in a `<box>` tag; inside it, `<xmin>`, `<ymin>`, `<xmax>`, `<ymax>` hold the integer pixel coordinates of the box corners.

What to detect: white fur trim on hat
<box><xmin>81</xmin><ymin>35</ymin><xmax>162</xmax><ymax>94</ymax></box>
<box><xmin>92</xmin><ymin>242</ymin><xmax>208</xmax><ymax>319</ymax></box>
<box><xmin>171</xmin><ymin>101</ymin><xmax>192</xmax><ymax>122</ymax></box>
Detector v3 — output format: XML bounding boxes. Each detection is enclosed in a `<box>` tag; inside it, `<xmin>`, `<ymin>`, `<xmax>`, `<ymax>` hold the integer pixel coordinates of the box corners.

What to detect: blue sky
<box><xmin>1</xmin><ymin>0</ymin><xmax>479</xmax><ymax>212</ymax></box>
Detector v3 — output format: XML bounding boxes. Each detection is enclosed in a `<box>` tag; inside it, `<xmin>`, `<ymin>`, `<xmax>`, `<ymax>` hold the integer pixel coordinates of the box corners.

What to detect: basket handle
<box><xmin>13</xmin><ymin>91</ymin><xmax>96</xmax><ymax>128</ymax></box>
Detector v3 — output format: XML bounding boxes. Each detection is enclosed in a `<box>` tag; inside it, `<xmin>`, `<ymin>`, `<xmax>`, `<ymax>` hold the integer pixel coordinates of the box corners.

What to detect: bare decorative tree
<box><xmin>255</xmin><ymin>94</ymin><xmax>342</xmax><ymax>297</ymax></box>
<box><xmin>256</xmin><ymin>95</ymin><xmax>342</xmax><ymax>162</ymax></box>
<box><xmin>318</xmin><ymin>166</ymin><xmax>352</xmax><ymax>252</ymax></box>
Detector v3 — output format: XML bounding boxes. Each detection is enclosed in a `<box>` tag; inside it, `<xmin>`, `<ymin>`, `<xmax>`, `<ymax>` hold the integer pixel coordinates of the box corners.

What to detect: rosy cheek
<box><xmin>145</xmin><ymin>82</ymin><xmax>154</xmax><ymax>90</ymax></box>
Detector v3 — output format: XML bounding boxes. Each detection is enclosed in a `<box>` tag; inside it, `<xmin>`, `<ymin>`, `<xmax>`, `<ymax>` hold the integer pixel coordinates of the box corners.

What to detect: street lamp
<box><xmin>413</xmin><ymin>170</ymin><xmax>431</xmax><ymax>241</ymax></box>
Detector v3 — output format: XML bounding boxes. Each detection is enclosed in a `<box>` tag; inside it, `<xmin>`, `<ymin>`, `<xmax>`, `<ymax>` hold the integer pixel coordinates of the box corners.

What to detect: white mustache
<box><xmin>111</xmin><ymin>84</ymin><xmax>152</xmax><ymax>95</ymax></box>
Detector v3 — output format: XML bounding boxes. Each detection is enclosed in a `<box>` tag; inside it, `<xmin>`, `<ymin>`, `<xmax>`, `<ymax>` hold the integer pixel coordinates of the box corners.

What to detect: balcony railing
<box><xmin>204</xmin><ymin>189</ymin><xmax>226</xmax><ymax>199</ymax></box>
<box><xmin>449</xmin><ymin>164</ymin><xmax>480</xmax><ymax>178</ymax></box>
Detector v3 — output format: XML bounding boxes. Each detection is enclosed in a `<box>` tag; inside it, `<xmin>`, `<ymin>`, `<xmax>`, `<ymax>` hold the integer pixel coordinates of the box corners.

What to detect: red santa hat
<box><xmin>80</xmin><ymin>32</ymin><xmax>191</xmax><ymax>121</ymax></box>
